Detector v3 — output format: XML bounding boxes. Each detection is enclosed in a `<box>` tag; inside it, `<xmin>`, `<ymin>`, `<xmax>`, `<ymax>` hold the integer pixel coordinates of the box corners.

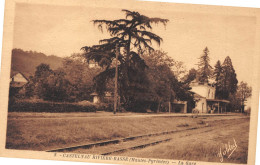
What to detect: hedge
<box><xmin>8</xmin><ymin>100</ymin><xmax>112</xmax><ymax>113</ymax></box>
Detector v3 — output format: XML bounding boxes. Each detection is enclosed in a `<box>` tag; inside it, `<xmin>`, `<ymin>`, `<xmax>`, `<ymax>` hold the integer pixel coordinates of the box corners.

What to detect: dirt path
<box><xmin>8</xmin><ymin>111</ymin><xmax>244</xmax><ymax>120</ymax></box>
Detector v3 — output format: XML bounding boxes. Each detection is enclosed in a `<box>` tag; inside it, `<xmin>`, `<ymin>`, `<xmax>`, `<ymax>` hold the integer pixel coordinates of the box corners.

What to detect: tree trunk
<box><xmin>242</xmin><ymin>104</ymin><xmax>245</xmax><ymax>113</ymax></box>
<box><xmin>122</xmin><ymin>36</ymin><xmax>132</xmax><ymax>107</ymax></box>
<box><xmin>126</xmin><ymin>36</ymin><xmax>132</xmax><ymax>65</ymax></box>
<box><xmin>113</xmin><ymin>44</ymin><xmax>119</xmax><ymax>114</ymax></box>
<box><xmin>157</xmin><ymin>102</ymin><xmax>161</xmax><ymax>113</ymax></box>
<box><xmin>169</xmin><ymin>101</ymin><xmax>171</xmax><ymax>113</ymax></box>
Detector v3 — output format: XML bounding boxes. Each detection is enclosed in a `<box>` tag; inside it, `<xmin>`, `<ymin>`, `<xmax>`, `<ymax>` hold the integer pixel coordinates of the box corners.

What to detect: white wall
<box><xmin>191</xmin><ymin>84</ymin><xmax>215</xmax><ymax>99</ymax></box>
<box><xmin>11</xmin><ymin>73</ymin><xmax>28</xmax><ymax>83</ymax></box>
<box><xmin>93</xmin><ymin>96</ymin><xmax>101</xmax><ymax>103</ymax></box>
<box><xmin>195</xmin><ymin>98</ymin><xmax>207</xmax><ymax>113</ymax></box>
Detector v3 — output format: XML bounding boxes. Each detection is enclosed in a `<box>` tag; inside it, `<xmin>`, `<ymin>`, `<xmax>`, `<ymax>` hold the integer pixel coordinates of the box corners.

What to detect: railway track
<box><xmin>47</xmin><ymin>125</ymin><xmax>206</xmax><ymax>153</ymax></box>
<box><xmin>46</xmin><ymin>116</ymin><xmax>249</xmax><ymax>155</ymax></box>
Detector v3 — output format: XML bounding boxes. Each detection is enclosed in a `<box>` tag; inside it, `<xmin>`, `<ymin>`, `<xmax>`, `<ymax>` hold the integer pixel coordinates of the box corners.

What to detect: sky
<box><xmin>13</xmin><ymin>3</ymin><xmax>257</xmax><ymax>86</ymax></box>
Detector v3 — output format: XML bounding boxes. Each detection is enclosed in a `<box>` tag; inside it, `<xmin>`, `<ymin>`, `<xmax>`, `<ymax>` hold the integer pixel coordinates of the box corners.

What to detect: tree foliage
<box><xmin>62</xmin><ymin>54</ymin><xmax>101</xmax><ymax>101</ymax></box>
<box><xmin>33</xmin><ymin>64</ymin><xmax>73</xmax><ymax>101</ymax></box>
<box><xmin>81</xmin><ymin>9</ymin><xmax>169</xmax><ymax>109</ymax></box>
<box><xmin>197</xmin><ymin>47</ymin><xmax>212</xmax><ymax>83</ymax></box>
<box><xmin>216</xmin><ymin>56</ymin><xmax>238</xmax><ymax>100</ymax></box>
<box><xmin>214</xmin><ymin>60</ymin><xmax>222</xmax><ymax>99</ymax></box>
<box><xmin>24</xmin><ymin>54</ymin><xmax>102</xmax><ymax>102</ymax></box>
<box><xmin>182</xmin><ymin>68</ymin><xmax>197</xmax><ymax>84</ymax></box>
<box><xmin>236</xmin><ymin>81</ymin><xmax>252</xmax><ymax>112</ymax></box>
<box><xmin>237</xmin><ymin>81</ymin><xmax>252</xmax><ymax>102</ymax></box>
<box><xmin>143</xmin><ymin>50</ymin><xmax>194</xmax><ymax>112</ymax></box>
<box><xmin>172</xmin><ymin>61</ymin><xmax>187</xmax><ymax>81</ymax></box>
<box><xmin>143</xmin><ymin>51</ymin><xmax>176</xmax><ymax>103</ymax></box>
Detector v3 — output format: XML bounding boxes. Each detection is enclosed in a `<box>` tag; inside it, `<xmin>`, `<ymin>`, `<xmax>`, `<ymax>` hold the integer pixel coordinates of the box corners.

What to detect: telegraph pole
<box><xmin>113</xmin><ymin>44</ymin><xmax>119</xmax><ymax>114</ymax></box>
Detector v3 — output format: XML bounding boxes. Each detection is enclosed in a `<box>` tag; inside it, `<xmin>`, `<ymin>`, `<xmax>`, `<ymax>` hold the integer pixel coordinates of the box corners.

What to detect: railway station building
<box><xmin>190</xmin><ymin>81</ymin><xmax>229</xmax><ymax>114</ymax></box>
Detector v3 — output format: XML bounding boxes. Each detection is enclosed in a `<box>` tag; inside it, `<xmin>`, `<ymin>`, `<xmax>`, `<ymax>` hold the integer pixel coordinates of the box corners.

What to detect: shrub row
<box><xmin>8</xmin><ymin>100</ymin><xmax>113</xmax><ymax>113</ymax></box>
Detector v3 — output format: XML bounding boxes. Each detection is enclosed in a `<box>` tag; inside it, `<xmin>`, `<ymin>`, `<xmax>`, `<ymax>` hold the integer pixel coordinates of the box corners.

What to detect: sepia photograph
<box><xmin>0</xmin><ymin>0</ymin><xmax>260</xmax><ymax>165</ymax></box>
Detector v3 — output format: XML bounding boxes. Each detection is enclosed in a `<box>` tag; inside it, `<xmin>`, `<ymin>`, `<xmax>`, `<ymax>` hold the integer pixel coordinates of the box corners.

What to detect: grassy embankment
<box><xmin>7</xmin><ymin>112</ymin><xmax>207</xmax><ymax>151</ymax></box>
<box><xmin>117</xmin><ymin>117</ymin><xmax>250</xmax><ymax>164</ymax></box>
<box><xmin>6</xmin><ymin>112</ymin><xmax>249</xmax><ymax>164</ymax></box>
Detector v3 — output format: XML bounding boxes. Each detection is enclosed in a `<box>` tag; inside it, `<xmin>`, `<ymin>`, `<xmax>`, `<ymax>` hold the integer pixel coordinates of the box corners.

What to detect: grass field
<box><xmin>117</xmin><ymin>117</ymin><xmax>250</xmax><ymax>164</ymax></box>
<box><xmin>6</xmin><ymin>112</ymin><xmax>203</xmax><ymax>150</ymax></box>
<box><xmin>5</xmin><ymin>112</ymin><xmax>249</xmax><ymax>164</ymax></box>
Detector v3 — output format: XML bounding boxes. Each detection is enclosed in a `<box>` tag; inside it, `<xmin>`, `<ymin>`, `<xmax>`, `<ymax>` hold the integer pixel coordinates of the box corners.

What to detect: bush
<box><xmin>96</xmin><ymin>103</ymin><xmax>113</xmax><ymax>112</ymax></box>
<box><xmin>77</xmin><ymin>100</ymin><xmax>113</xmax><ymax>112</ymax></box>
<box><xmin>8</xmin><ymin>99</ymin><xmax>98</xmax><ymax>113</ymax></box>
<box><xmin>124</xmin><ymin>101</ymin><xmax>156</xmax><ymax>113</ymax></box>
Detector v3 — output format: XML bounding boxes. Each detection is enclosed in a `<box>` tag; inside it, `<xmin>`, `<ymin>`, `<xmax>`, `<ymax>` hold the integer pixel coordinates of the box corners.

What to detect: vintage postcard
<box><xmin>0</xmin><ymin>0</ymin><xmax>260</xmax><ymax>165</ymax></box>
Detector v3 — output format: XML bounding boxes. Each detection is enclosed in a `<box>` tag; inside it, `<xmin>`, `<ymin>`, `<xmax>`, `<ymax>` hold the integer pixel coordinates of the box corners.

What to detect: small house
<box><xmin>9</xmin><ymin>71</ymin><xmax>29</xmax><ymax>97</ymax></box>
<box><xmin>10</xmin><ymin>71</ymin><xmax>28</xmax><ymax>87</ymax></box>
<box><xmin>91</xmin><ymin>91</ymin><xmax>114</xmax><ymax>104</ymax></box>
<box><xmin>90</xmin><ymin>92</ymin><xmax>101</xmax><ymax>103</ymax></box>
